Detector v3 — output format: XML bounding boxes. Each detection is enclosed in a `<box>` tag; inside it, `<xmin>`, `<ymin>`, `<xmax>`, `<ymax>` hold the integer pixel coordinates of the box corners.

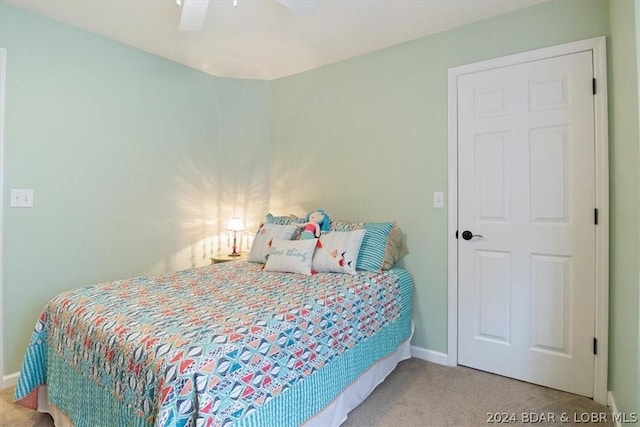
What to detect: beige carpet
<box><xmin>343</xmin><ymin>359</ymin><xmax>611</xmax><ymax>426</ymax></box>
<box><xmin>0</xmin><ymin>358</ymin><xmax>611</xmax><ymax>426</ymax></box>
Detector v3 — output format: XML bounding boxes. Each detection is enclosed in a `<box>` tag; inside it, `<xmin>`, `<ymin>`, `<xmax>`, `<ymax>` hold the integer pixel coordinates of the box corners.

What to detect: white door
<box><xmin>457</xmin><ymin>51</ymin><xmax>596</xmax><ymax>397</ymax></box>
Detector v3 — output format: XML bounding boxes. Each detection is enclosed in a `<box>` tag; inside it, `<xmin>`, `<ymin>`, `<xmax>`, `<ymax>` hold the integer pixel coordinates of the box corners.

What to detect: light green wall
<box><xmin>271</xmin><ymin>0</ymin><xmax>610</xmax><ymax>354</ymax></box>
<box><xmin>608</xmin><ymin>0</ymin><xmax>640</xmax><ymax>415</ymax></box>
<box><xmin>0</xmin><ymin>3</ymin><xmax>271</xmax><ymax>373</ymax></box>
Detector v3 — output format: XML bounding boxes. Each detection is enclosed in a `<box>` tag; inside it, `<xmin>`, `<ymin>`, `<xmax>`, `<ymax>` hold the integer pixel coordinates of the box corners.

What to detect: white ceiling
<box><xmin>6</xmin><ymin>0</ymin><xmax>550</xmax><ymax>80</ymax></box>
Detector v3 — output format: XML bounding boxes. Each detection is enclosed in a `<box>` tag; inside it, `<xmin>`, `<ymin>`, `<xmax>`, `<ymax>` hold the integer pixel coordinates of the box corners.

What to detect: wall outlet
<box><xmin>10</xmin><ymin>189</ymin><xmax>34</xmax><ymax>208</ymax></box>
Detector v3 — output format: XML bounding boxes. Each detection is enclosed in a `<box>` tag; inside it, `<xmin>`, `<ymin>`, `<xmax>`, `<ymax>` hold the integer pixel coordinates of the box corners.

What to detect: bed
<box><xmin>14</xmin><ymin>216</ymin><xmax>413</xmax><ymax>427</ymax></box>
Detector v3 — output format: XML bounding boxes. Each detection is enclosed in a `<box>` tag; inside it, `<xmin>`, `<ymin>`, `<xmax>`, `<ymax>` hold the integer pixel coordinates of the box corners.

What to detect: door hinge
<box><xmin>455</xmin><ymin>230</ymin><xmax>458</xmax><ymax>239</ymax></box>
<box><xmin>593</xmin><ymin>78</ymin><xmax>597</xmax><ymax>95</ymax></box>
<box><xmin>594</xmin><ymin>208</ymin><xmax>599</xmax><ymax>225</ymax></box>
<box><xmin>593</xmin><ymin>337</ymin><xmax>598</xmax><ymax>355</ymax></box>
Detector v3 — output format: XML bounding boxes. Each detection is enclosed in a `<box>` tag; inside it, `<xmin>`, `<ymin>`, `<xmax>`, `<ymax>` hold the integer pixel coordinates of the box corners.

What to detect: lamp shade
<box><xmin>226</xmin><ymin>217</ymin><xmax>245</xmax><ymax>232</ymax></box>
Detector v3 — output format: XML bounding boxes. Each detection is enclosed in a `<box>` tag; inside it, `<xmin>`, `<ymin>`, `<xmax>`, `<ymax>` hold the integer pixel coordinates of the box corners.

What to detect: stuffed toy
<box><xmin>297</xmin><ymin>209</ymin><xmax>330</xmax><ymax>239</ymax></box>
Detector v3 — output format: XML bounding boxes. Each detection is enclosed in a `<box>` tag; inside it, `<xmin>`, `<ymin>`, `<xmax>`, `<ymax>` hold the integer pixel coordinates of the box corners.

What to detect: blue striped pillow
<box><xmin>356</xmin><ymin>222</ymin><xmax>394</xmax><ymax>272</ymax></box>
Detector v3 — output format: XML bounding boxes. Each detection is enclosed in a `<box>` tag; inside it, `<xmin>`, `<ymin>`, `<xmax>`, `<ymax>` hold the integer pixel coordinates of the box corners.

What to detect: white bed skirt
<box><xmin>37</xmin><ymin>385</ymin><xmax>73</xmax><ymax>427</ymax></box>
<box><xmin>39</xmin><ymin>326</ymin><xmax>413</xmax><ymax>427</ymax></box>
<box><xmin>304</xmin><ymin>329</ymin><xmax>413</xmax><ymax>427</ymax></box>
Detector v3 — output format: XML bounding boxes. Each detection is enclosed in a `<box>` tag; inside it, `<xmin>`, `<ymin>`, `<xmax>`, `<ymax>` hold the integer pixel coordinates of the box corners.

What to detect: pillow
<box><xmin>312</xmin><ymin>230</ymin><xmax>366</xmax><ymax>275</ymax></box>
<box><xmin>329</xmin><ymin>219</ymin><xmax>362</xmax><ymax>233</ymax></box>
<box><xmin>264</xmin><ymin>238</ymin><xmax>318</xmax><ymax>276</ymax></box>
<box><xmin>248</xmin><ymin>223</ymin><xmax>297</xmax><ymax>264</ymax></box>
<box><xmin>357</xmin><ymin>222</ymin><xmax>395</xmax><ymax>272</ymax></box>
<box><xmin>264</xmin><ymin>213</ymin><xmax>305</xmax><ymax>239</ymax></box>
<box><xmin>382</xmin><ymin>224</ymin><xmax>409</xmax><ymax>270</ymax></box>
<box><xmin>264</xmin><ymin>213</ymin><xmax>305</xmax><ymax>226</ymax></box>
<box><xmin>329</xmin><ymin>220</ymin><xmax>408</xmax><ymax>271</ymax></box>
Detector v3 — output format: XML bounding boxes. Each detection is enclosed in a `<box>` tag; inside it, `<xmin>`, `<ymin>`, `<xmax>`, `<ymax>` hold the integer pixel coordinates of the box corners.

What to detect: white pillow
<box><xmin>264</xmin><ymin>239</ymin><xmax>318</xmax><ymax>276</ymax></box>
<box><xmin>312</xmin><ymin>229</ymin><xmax>366</xmax><ymax>275</ymax></box>
<box><xmin>248</xmin><ymin>224</ymin><xmax>297</xmax><ymax>263</ymax></box>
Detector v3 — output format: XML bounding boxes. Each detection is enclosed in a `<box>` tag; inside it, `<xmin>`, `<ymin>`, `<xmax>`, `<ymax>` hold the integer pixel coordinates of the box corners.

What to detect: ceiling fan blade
<box><xmin>274</xmin><ymin>0</ymin><xmax>318</xmax><ymax>15</ymax></box>
<box><xmin>179</xmin><ymin>0</ymin><xmax>210</xmax><ymax>31</ymax></box>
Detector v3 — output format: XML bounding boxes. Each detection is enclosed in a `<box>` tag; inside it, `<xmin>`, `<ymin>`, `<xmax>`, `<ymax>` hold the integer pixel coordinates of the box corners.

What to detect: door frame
<box><xmin>447</xmin><ymin>36</ymin><xmax>609</xmax><ymax>405</ymax></box>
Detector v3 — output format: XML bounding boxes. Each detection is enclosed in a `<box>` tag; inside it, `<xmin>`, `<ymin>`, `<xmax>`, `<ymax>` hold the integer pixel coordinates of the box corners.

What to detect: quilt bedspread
<box><xmin>15</xmin><ymin>261</ymin><xmax>412</xmax><ymax>427</ymax></box>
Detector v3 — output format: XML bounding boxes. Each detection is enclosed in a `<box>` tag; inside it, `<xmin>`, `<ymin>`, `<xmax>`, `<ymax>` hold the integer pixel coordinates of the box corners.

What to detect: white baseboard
<box><xmin>2</xmin><ymin>371</ymin><xmax>19</xmax><ymax>389</ymax></box>
<box><xmin>410</xmin><ymin>345</ymin><xmax>448</xmax><ymax>366</ymax></box>
<box><xmin>608</xmin><ymin>391</ymin><xmax>621</xmax><ymax>427</ymax></box>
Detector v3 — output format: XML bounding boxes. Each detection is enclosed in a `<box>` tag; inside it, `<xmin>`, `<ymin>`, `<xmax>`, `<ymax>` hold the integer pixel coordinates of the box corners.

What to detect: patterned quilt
<box><xmin>14</xmin><ymin>261</ymin><xmax>413</xmax><ymax>427</ymax></box>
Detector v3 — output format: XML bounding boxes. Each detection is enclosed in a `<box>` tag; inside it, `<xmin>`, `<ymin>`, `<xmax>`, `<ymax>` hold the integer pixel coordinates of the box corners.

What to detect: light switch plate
<box><xmin>10</xmin><ymin>189</ymin><xmax>34</xmax><ymax>208</ymax></box>
<box><xmin>433</xmin><ymin>191</ymin><xmax>444</xmax><ymax>208</ymax></box>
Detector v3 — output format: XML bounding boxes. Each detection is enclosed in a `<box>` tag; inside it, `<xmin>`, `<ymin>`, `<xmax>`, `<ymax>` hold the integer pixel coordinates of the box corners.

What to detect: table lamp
<box><xmin>226</xmin><ymin>217</ymin><xmax>245</xmax><ymax>256</ymax></box>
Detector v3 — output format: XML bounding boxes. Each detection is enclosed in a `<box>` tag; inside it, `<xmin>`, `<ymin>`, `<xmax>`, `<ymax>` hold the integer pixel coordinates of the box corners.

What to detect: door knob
<box><xmin>462</xmin><ymin>230</ymin><xmax>483</xmax><ymax>240</ymax></box>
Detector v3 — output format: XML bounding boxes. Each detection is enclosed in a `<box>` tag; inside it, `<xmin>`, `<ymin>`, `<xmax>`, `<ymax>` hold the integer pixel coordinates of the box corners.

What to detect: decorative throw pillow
<box><xmin>382</xmin><ymin>224</ymin><xmax>409</xmax><ymax>270</ymax></box>
<box><xmin>264</xmin><ymin>238</ymin><xmax>318</xmax><ymax>276</ymax></box>
<box><xmin>312</xmin><ymin>230</ymin><xmax>366</xmax><ymax>275</ymax></box>
<box><xmin>264</xmin><ymin>213</ymin><xmax>305</xmax><ymax>239</ymax></box>
<box><xmin>330</xmin><ymin>220</ymin><xmax>408</xmax><ymax>271</ymax></box>
<box><xmin>248</xmin><ymin>223</ymin><xmax>297</xmax><ymax>264</ymax></box>
<box><xmin>356</xmin><ymin>222</ymin><xmax>395</xmax><ymax>272</ymax></box>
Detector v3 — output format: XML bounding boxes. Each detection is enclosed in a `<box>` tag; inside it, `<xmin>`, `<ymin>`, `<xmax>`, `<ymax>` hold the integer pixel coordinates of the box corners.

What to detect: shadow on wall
<box><xmin>267</xmin><ymin>129</ymin><xmax>320</xmax><ymax>217</ymax></box>
<box><xmin>139</xmin><ymin>142</ymin><xmax>270</xmax><ymax>275</ymax></box>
